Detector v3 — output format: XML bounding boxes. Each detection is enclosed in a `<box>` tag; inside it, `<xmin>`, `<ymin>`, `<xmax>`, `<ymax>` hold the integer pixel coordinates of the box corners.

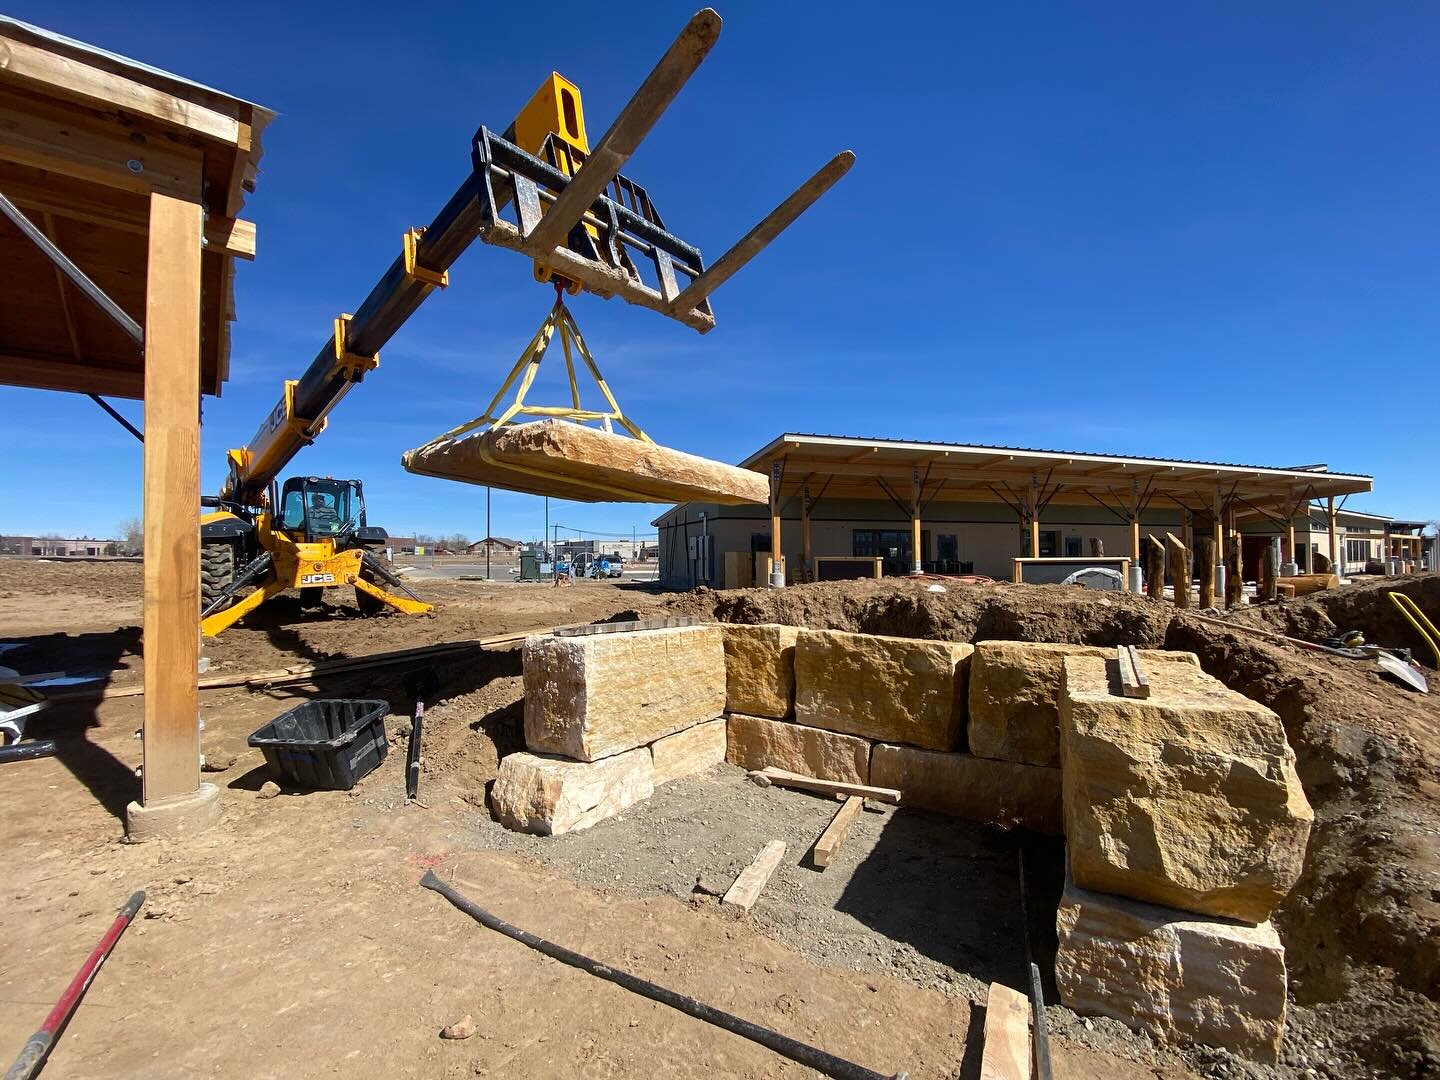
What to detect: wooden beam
<box><xmin>721</xmin><ymin>840</ymin><xmax>786</xmax><ymax>913</ymax></box>
<box><xmin>1166</xmin><ymin>532</ymin><xmax>1189</xmax><ymax>609</ymax></box>
<box><xmin>203</xmin><ymin>216</ymin><xmax>256</xmax><ymax>260</ymax></box>
<box><xmin>140</xmin><ymin>189</ymin><xmax>203</xmax><ymax>804</ymax></box>
<box><xmin>980</xmin><ymin>982</ymin><xmax>1031</xmax><ymax>1080</ymax></box>
<box><xmin>1117</xmin><ymin>645</ymin><xmax>1150</xmax><ymax>699</ymax></box>
<box><xmin>812</xmin><ymin>796</ymin><xmax>863</xmax><ymax>869</ymax></box>
<box><xmin>754</xmin><ymin>767</ymin><xmax>901</xmax><ymax>804</ymax></box>
<box><xmin>1197</xmin><ymin>536</ymin><xmax>1215</xmax><ymax>609</ymax></box>
<box><xmin>1145</xmin><ymin>535</ymin><xmax>1165</xmax><ymax>600</ymax></box>
<box><xmin>0</xmin><ymin>31</ymin><xmax>243</xmax><ymax>144</ymax></box>
<box><xmin>40</xmin><ymin>211</ymin><xmax>83</xmax><ymax>359</ymax></box>
<box><xmin>0</xmin><ymin>351</ymin><xmax>142</xmax><ymax>398</ymax></box>
<box><xmin>1327</xmin><ymin>496</ymin><xmax>1340</xmax><ymax>579</ymax></box>
<box><xmin>0</xmin><ymin>87</ymin><xmax>203</xmax><ymax>198</ymax></box>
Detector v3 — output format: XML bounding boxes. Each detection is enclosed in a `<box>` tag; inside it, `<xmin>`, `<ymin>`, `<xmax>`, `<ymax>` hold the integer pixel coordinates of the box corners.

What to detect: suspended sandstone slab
<box><xmin>401</xmin><ymin>419</ymin><xmax>769</xmax><ymax>505</ymax></box>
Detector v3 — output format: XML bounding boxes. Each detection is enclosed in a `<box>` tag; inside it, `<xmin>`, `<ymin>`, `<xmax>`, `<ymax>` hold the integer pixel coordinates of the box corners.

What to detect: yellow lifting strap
<box><xmin>413</xmin><ymin>292</ymin><xmax>653</xmax><ymax>454</ymax></box>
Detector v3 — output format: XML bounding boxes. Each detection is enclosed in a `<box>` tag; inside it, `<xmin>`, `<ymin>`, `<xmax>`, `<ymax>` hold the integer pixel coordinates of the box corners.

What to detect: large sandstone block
<box><xmin>722</xmin><ymin>624</ymin><xmax>798</xmax><ymax>719</ymax></box>
<box><xmin>869</xmin><ymin>744</ymin><xmax>1062</xmax><ymax>833</ymax></box>
<box><xmin>725</xmin><ymin>713</ymin><xmax>870</xmax><ymax>785</ymax></box>
<box><xmin>491</xmin><ymin>749</ymin><xmax>653</xmax><ymax>836</ymax></box>
<box><xmin>524</xmin><ymin>626</ymin><xmax>726</xmax><ymax>761</ymax></box>
<box><xmin>1060</xmin><ymin>654</ymin><xmax>1312</xmax><ymax>922</ymax></box>
<box><xmin>651</xmin><ymin>719</ymin><xmax>727</xmax><ymax>786</ymax></box>
<box><xmin>1056</xmin><ymin>877</ymin><xmax>1288</xmax><ymax>1063</ymax></box>
<box><xmin>969</xmin><ymin>642</ymin><xmax>1199</xmax><ymax>767</ymax></box>
<box><xmin>794</xmin><ymin>630</ymin><xmax>971</xmax><ymax>751</ymax></box>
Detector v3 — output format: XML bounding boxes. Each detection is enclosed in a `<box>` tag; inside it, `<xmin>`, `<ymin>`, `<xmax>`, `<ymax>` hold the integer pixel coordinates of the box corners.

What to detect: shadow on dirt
<box><xmin>6</xmin><ymin>626</ymin><xmax>143</xmax><ymax>824</ymax></box>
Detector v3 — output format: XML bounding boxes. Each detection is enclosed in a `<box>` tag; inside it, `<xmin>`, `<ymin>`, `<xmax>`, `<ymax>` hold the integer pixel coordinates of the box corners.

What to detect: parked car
<box><xmin>589</xmin><ymin>557</ymin><xmax>613</xmax><ymax>579</ymax></box>
<box><xmin>606</xmin><ymin>556</ymin><xmax>625</xmax><ymax>578</ymax></box>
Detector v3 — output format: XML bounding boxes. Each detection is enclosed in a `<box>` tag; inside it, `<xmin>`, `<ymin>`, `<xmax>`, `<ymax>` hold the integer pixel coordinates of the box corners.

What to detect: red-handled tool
<box><xmin>4</xmin><ymin>890</ymin><xmax>145</xmax><ymax>1080</ymax></box>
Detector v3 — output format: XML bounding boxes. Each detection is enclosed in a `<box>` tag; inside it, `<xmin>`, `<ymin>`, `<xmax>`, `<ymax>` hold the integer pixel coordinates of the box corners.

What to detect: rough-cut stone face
<box><xmin>402</xmin><ymin>418</ymin><xmax>770</xmax><ymax>506</ymax></box>
<box><xmin>524</xmin><ymin>626</ymin><xmax>726</xmax><ymax>762</ymax></box>
<box><xmin>491</xmin><ymin>749</ymin><xmax>653</xmax><ymax>836</ymax></box>
<box><xmin>650</xmin><ymin>718</ymin><xmax>727</xmax><ymax>786</ymax></box>
<box><xmin>722</xmin><ymin>624</ymin><xmax>798</xmax><ymax>719</ymax></box>
<box><xmin>1056</xmin><ymin>877</ymin><xmax>1288</xmax><ymax>1063</ymax></box>
<box><xmin>969</xmin><ymin>642</ymin><xmax>1199</xmax><ymax>767</ymax></box>
<box><xmin>725</xmin><ymin>713</ymin><xmax>870</xmax><ymax>785</ymax></box>
<box><xmin>868</xmin><ymin>744</ymin><xmax>1062</xmax><ymax>834</ymax></box>
<box><xmin>794</xmin><ymin>630</ymin><xmax>971</xmax><ymax>751</ymax></box>
<box><xmin>1060</xmin><ymin>654</ymin><xmax>1313</xmax><ymax>923</ymax></box>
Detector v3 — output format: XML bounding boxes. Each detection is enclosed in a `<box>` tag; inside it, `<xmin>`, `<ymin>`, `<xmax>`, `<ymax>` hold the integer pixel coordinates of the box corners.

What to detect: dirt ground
<box><xmin>2</xmin><ymin>560</ymin><xmax>1438</xmax><ymax>1077</ymax></box>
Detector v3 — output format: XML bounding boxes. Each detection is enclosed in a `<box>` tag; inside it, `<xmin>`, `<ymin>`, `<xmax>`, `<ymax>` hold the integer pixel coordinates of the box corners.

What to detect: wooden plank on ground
<box><xmin>755</xmin><ymin>767</ymin><xmax>901</xmax><ymax>805</ymax></box>
<box><xmin>721</xmin><ymin>840</ymin><xmax>787</xmax><ymax>912</ymax></box>
<box><xmin>980</xmin><ymin>981</ymin><xmax>1032</xmax><ymax>1080</ymax></box>
<box><xmin>812</xmin><ymin>796</ymin><xmax>863</xmax><ymax>869</ymax></box>
<box><xmin>1116</xmin><ymin>645</ymin><xmax>1151</xmax><ymax>699</ymax></box>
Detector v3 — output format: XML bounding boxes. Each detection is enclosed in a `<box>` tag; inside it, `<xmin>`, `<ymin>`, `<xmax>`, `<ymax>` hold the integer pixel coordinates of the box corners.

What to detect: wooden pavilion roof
<box><xmin>740</xmin><ymin>433</ymin><xmax>1373</xmax><ymax>517</ymax></box>
<box><xmin>0</xmin><ymin>16</ymin><xmax>272</xmax><ymax>399</ymax></box>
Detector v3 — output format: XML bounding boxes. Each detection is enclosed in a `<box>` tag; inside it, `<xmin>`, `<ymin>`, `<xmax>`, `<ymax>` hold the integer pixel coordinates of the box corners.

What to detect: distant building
<box><xmin>2</xmin><ymin>536</ymin><xmax>122</xmax><ymax>557</ymax></box>
<box><xmin>468</xmin><ymin>537</ymin><xmax>525</xmax><ymax>556</ymax></box>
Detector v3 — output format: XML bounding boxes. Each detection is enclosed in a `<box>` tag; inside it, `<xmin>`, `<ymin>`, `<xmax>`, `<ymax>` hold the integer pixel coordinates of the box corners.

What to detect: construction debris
<box><xmin>749</xmin><ymin>766</ymin><xmax>900</xmax><ymax>805</ymax></box>
<box><xmin>811</xmin><ymin>796</ymin><xmax>863</xmax><ymax>869</ymax></box>
<box><xmin>722</xmin><ymin>840</ymin><xmax>787</xmax><ymax>912</ymax></box>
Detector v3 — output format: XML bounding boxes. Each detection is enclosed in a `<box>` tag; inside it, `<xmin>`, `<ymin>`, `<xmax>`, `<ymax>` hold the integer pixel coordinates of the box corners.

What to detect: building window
<box><xmin>1345</xmin><ymin>538</ymin><xmax>1369</xmax><ymax>565</ymax></box>
<box><xmin>1064</xmin><ymin>535</ymin><xmax>1083</xmax><ymax>557</ymax></box>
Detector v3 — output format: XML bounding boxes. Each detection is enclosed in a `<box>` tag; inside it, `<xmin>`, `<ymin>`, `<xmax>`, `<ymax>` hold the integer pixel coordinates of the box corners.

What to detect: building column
<box><xmin>1327</xmin><ymin>496</ymin><xmax>1340</xmax><ymax>580</ymax></box>
<box><xmin>911</xmin><ymin>466</ymin><xmax>924</xmax><ymax>575</ymax></box>
<box><xmin>127</xmin><ymin>190</ymin><xmax>219</xmax><ymax>841</ymax></box>
<box><xmin>801</xmin><ymin>482</ymin><xmax>812</xmax><ymax>584</ymax></box>
<box><xmin>768</xmin><ymin>460</ymin><xmax>784</xmax><ymax>588</ymax></box>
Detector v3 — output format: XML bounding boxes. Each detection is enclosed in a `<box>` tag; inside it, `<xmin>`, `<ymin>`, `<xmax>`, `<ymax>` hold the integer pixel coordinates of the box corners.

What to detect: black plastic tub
<box><xmin>247</xmin><ymin>699</ymin><xmax>389</xmax><ymax>791</ymax></box>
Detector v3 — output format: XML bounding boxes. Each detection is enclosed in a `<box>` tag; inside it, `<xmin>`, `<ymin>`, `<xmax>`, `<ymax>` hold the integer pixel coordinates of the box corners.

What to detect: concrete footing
<box><xmin>125</xmin><ymin>782</ymin><xmax>222</xmax><ymax>842</ymax></box>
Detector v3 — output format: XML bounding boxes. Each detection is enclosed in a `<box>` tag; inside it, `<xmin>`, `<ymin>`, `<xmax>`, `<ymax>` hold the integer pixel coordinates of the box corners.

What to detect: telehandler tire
<box><xmin>200</xmin><ymin>542</ymin><xmax>236</xmax><ymax>611</ymax></box>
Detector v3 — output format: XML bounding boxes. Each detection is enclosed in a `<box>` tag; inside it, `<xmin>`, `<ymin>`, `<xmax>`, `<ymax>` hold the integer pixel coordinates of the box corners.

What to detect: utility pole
<box><xmin>486</xmin><ymin>485</ymin><xmax>491</xmax><ymax>581</ymax></box>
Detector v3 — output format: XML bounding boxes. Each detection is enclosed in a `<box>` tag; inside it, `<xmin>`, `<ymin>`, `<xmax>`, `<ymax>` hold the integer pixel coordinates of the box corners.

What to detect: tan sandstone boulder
<box><xmin>524</xmin><ymin>626</ymin><xmax>726</xmax><ymax>761</ymax></box>
<box><xmin>969</xmin><ymin>642</ymin><xmax>1199</xmax><ymax>766</ymax></box>
<box><xmin>722</xmin><ymin>624</ymin><xmax>798</xmax><ymax>718</ymax></box>
<box><xmin>725</xmin><ymin>713</ymin><xmax>870</xmax><ymax>785</ymax></box>
<box><xmin>869</xmin><ymin>744</ymin><xmax>1062</xmax><ymax>833</ymax></box>
<box><xmin>1060</xmin><ymin>654</ymin><xmax>1312</xmax><ymax>922</ymax></box>
<box><xmin>1056</xmin><ymin>877</ymin><xmax>1288</xmax><ymax>1063</ymax></box>
<box><xmin>794</xmin><ymin>629</ymin><xmax>971</xmax><ymax>751</ymax></box>
<box><xmin>651</xmin><ymin>719</ymin><xmax>727</xmax><ymax>786</ymax></box>
<box><xmin>491</xmin><ymin>749</ymin><xmax>653</xmax><ymax>835</ymax></box>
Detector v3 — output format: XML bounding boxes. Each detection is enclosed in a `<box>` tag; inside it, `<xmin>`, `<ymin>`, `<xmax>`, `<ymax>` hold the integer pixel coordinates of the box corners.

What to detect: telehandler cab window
<box><xmin>279</xmin><ymin>479</ymin><xmax>365</xmax><ymax>541</ymax></box>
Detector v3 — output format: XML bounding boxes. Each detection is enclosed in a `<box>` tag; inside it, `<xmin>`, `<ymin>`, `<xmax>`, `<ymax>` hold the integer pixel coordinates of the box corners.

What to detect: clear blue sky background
<box><xmin>4</xmin><ymin>2</ymin><xmax>1436</xmax><ymax>541</ymax></box>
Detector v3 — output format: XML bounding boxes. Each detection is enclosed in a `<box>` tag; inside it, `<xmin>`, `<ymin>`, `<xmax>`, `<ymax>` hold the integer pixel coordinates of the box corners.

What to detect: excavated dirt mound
<box><xmin>664</xmin><ymin>578</ymin><xmax>1173</xmax><ymax>646</ymax></box>
<box><xmin>664</xmin><ymin>575</ymin><xmax>1440</xmax><ymax>1078</ymax></box>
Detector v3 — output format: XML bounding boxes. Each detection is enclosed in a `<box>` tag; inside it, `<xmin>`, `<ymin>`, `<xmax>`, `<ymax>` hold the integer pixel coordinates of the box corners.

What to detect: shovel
<box><xmin>1187</xmin><ymin>613</ymin><xmax>1428</xmax><ymax>693</ymax></box>
<box><xmin>401</xmin><ymin>667</ymin><xmax>442</xmax><ymax>802</ymax></box>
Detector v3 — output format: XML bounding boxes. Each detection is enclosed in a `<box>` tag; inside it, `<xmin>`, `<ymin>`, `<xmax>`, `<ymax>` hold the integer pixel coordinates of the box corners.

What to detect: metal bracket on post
<box><xmin>402</xmin><ymin>228</ymin><xmax>449</xmax><ymax>290</ymax></box>
<box><xmin>333</xmin><ymin>314</ymin><xmax>380</xmax><ymax>381</ymax></box>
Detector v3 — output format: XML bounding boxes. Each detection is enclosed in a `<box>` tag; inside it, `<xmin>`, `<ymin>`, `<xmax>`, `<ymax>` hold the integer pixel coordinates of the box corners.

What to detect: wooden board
<box><xmin>721</xmin><ymin>840</ymin><xmax>786</xmax><ymax>912</ymax></box>
<box><xmin>812</xmin><ymin>796</ymin><xmax>863</xmax><ymax>869</ymax></box>
<box><xmin>980</xmin><ymin>982</ymin><xmax>1031</xmax><ymax>1080</ymax></box>
<box><xmin>756</xmin><ymin>766</ymin><xmax>901</xmax><ymax>804</ymax></box>
<box><xmin>403</xmin><ymin>419</ymin><xmax>768</xmax><ymax>506</ymax></box>
<box><xmin>1116</xmin><ymin>645</ymin><xmax>1150</xmax><ymax>699</ymax></box>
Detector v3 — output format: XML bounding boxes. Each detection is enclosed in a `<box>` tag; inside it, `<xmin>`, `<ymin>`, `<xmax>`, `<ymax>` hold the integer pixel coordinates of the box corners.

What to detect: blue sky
<box><xmin>4</xmin><ymin>2</ymin><xmax>1436</xmax><ymax>540</ymax></box>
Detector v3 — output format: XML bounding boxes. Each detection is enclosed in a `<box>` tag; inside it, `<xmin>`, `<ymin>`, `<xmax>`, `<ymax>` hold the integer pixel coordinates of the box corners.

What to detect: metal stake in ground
<box><xmin>401</xmin><ymin>667</ymin><xmax>441</xmax><ymax>803</ymax></box>
<box><xmin>418</xmin><ymin>870</ymin><xmax>907</xmax><ymax>1080</ymax></box>
<box><xmin>4</xmin><ymin>890</ymin><xmax>144</xmax><ymax>1080</ymax></box>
